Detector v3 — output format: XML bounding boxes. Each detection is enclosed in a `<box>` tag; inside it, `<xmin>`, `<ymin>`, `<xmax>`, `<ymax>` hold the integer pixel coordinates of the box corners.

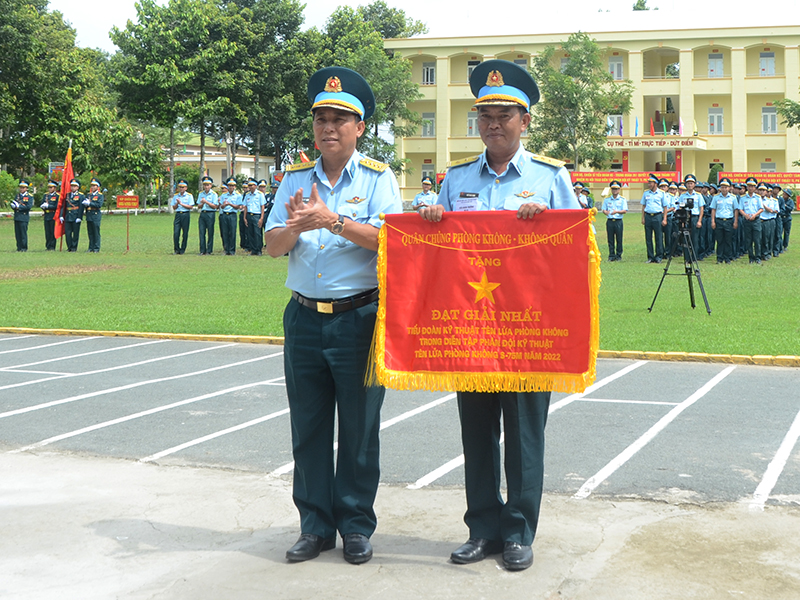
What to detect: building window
<box><xmin>708</xmin><ymin>108</ymin><xmax>724</xmax><ymax>135</ymax></box>
<box><xmin>467</xmin><ymin>60</ymin><xmax>481</xmax><ymax>80</ymax></box>
<box><xmin>421</xmin><ymin>112</ymin><xmax>435</xmax><ymax>137</ymax></box>
<box><xmin>760</xmin><ymin>52</ymin><xmax>775</xmax><ymax>77</ymax></box>
<box><xmin>610</xmin><ymin>163</ymin><xmax>623</xmax><ymax>172</ymax></box>
<box><xmin>560</xmin><ymin>57</ymin><xmax>569</xmax><ymax>72</ymax></box>
<box><xmin>708</xmin><ymin>53</ymin><xmax>724</xmax><ymax>78</ymax></box>
<box><xmin>513</xmin><ymin>58</ymin><xmax>528</xmax><ymax>68</ymax></box>
<box><xmin>761</xmin><ymin>162</ymin><xmax>777</xmax><ymax>173</ymax></box>
<box><xmin>422</xmin><ymin>62</ymin><xmax>435</xmax><ymax>85</ymax></box>
<box><xmin>467</xmin><ymin>110</ymin><xmax>479</xmax><ymax>137</ymax></box>
<box><xmin>421</xmin><ymin>166</ymin><xmax>435</xmax><ymax>182</ymax></box>
<box><xmin>609</xmin><ymin>58</ymin><xmax>624</xmax><ymax>80</ymax></box>
<box><xmin>608</xmin><ymin>114</ymin><xmax>623</xmax><ymax>136</ymax></box>
<box><xmin>762</xmin><ymin>107</ymin><xmax>778</xmax><ymax>134</ymax></box>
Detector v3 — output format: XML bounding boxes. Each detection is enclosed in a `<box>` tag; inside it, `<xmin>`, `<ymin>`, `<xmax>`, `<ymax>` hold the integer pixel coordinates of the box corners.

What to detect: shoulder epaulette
<box><xmin>447</xmin><ymin>155</ymin><xmax>481</xmax><ymax>169</ymax></box>
<box><xmin>286</xmin><ymin>161</ymin><xmax>316</xmax><ymax>172</ymax></box>
<box><xmin>359</xmin><ymin>158</ymin><xmax>389</xmax><ymax>172</ymax></box>
<box><xmin>530</xmin><ymin>154</ymin><xmax>566</xmax><ymax>168</ymax></box>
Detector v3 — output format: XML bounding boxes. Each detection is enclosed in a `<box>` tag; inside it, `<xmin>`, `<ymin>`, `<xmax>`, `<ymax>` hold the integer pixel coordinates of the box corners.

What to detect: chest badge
<box><xmin>515</xmin><ymin>191</ymin><xmax>536</xmax><ymax>199</ymax></box>
<box><xmin>346</xmin><ymin>196</ymin><xmax>366</xmax><ymax>204</ymax></box>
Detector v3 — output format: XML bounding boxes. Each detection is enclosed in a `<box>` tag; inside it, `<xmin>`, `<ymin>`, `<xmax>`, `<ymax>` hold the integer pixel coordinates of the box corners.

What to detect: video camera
<box><xmin>674</xmin><ymin>196</ymin><xmax>694</xmax><ymax>227</ymax></box>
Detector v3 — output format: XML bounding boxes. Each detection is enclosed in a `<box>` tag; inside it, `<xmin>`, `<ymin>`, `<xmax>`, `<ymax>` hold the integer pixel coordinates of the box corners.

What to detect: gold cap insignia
<box><xmin>324</xmin><ymin>76</ymin><xmax>343</xmax><ymax>93</ymax></box>
<box><xmin>487</xmin><ymin>70</ymin><xmax>504</xmax><ymax>87</ymax></box>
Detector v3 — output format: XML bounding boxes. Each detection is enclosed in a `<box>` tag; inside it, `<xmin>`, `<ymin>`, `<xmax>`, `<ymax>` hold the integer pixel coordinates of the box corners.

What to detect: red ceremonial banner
<box><xmin>571</xmin><ymin>171</ymin><xmax>680</xmax><ymax>184</ymax></box>
<box><xmin>369</xmin><ymin>210</ymin><xmax>601</xmax><ymax>393</ymax></box>
<box><xmin>718</xmin><ymin>172</ymin><xmax>800</xmax><ymax>185</ymax></box>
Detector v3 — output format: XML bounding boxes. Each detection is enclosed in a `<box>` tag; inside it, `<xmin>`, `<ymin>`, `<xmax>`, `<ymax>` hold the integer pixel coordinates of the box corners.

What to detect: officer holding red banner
<box><xmin>419</xmin><ymin>59</ymin><xmax>579</xmax><ymax>571</ymax></box>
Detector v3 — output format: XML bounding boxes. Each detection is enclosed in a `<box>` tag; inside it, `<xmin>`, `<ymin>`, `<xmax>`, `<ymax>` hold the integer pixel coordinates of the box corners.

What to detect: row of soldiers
<box><xmin>636</xmin><ymin>173</ymin><xmax>794</xmax><ymax>265</ymax></box>
<box><xmin>9</xmin><ymin>177</ymin><xmax>104</xmax><ymax>252</ymax></box>
<box><xmin>170</xmin><ymin>176</ymin><xmax>275</xmax><ymax>256</ymax></box>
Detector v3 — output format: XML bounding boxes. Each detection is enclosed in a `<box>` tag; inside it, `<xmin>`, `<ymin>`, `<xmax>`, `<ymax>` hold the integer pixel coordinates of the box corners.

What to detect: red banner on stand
<box><xmin>368</xmin><ymin>210</ymin><xmax>601</xmax><ymax>394</ymax></box>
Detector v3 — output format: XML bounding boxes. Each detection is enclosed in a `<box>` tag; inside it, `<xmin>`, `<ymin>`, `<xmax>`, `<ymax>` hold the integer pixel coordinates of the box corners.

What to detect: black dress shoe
<box><xmin>342</xmin><ymin>533</ymin><xmax>372</xmax><ymax>564</ymax></box>
<box><xmin>285</xmin><ymin>534</ymin><xmax>336</xmax><ymax>562</ymax></box>
<box><xmin>450</xmin><ymin>538</ymin><xmax>503</xmax><ymax>564</ymax></box>
<box><xmin>502</xmin><ymin>542</ymin><xmax>533</xmax><ymax>571</ymax></box>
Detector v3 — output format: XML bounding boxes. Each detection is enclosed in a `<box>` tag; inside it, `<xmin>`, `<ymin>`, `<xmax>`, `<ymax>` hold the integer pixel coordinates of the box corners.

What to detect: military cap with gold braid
<box><xmin>307</xmin><ymin>67</ymin><xmax>376</xmax><ymax>121</ymax></box>
<box><xmin>469</xmin><ymin>59</ymin><xmax>540</xmax><ymax>112</ymax></box>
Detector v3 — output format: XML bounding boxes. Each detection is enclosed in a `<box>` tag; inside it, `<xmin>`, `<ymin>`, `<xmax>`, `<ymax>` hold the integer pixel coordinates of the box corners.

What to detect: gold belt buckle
<box><xmin>316</xmin><ymin>301</ymin><xmax>334</xmax><ymax>314</ymax></box>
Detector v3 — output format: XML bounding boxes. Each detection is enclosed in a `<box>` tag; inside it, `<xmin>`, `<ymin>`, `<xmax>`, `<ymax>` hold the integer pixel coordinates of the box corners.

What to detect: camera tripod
<box><xmin>648</xmin><ymin>221</ymin><xmax>711</xmax><ymax>314</ymax></box>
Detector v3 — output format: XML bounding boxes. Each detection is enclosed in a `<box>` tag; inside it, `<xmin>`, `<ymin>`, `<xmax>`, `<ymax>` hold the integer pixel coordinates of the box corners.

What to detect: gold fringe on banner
<box><xmin>367</xmin><ymin>210</ymin><xmax>602</xmax><ymax>394</ymax></box>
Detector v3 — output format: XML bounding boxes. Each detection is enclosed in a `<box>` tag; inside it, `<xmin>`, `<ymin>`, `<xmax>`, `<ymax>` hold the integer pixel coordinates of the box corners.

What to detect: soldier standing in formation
<box><xmin>171</xmin><ymin>179</ymin><xmax>194</xmax><ymax>255</ymax></box>
<box><xmin>197</xmin><ymin>175</ymin><xmax>219</xmax><ymax>255</ymax></box>
<box><xmin>83</xmin><ymin>177</ymin><xmax>104</xmax><ymax>252</ymax></box>
<box><xmin>11</xmin><ymin>179</ymin><xmax>33</xmax><ymax>252</ymax></box>
<box><xmin>40</xmin><ymin>179</ymin><xmax>59</xmax><ymax>250</ymax></box>
<box><xmin>60</xmin><ymin>178</ymin><xmax>85</xmax><ymax>252</ymax></box>
<box><xmin>218</xmin><ymin>177</ymin><xmax>241</xmax><ymax>255</ymax></box>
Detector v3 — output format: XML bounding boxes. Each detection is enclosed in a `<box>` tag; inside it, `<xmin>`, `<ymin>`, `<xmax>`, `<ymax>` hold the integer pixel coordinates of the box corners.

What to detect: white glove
<box><xmin>60</xmin><ymin>217</ymin><xmax>64</xmax><ymax>223</ymax></box>
<box><xmin>11</xmin><ymin>201</ymin><xmax>18</xmax><ymax>209</ymax></box>
<box><xmin>75</xmin><ymin>218</ymin><xmax>81</xmax><ymax>223</ymax></box>
<box><xmin>82</xmin><ymin>199</ymin><xmax>90</xmax><ymax>206</ymax></box>
<box><xmin>41</xmin><ymin>202</ymin><xmax>47</xmax><ymax>208</ymax></box>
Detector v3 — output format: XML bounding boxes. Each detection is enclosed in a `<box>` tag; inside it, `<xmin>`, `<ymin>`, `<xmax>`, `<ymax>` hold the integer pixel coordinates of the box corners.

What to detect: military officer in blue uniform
<box><xmin>171</xmin><ymin>179</ymin><xmax>194</xmax><ymax>254</ymax></box>
<box><xmin>265</xmin><ymin>66</ymin><xmax>403</xmax><ymax>565</ymax></box>
<box><xmin>11</xmin><ymin>179</ymin><xmax>33</xmax><ymax>251</ymax></box>
<box><xmin>759</xmin><ymin>182</ymin><xmax>779</xmax><ymax>261</ymax></box>
<box><xmin>780</xmin><ymin>188</ymin><xmax>794</xmax><ymax>250</ymax></box>
<box><xmin>218</xmin><ymin>177</ymin><xmax>241</xmax><ymax>255</ymax></box>
<box><xmin>602</xmin><ymin>180</ymin><xmax>627</xmax><ymax>261</ymax></box>
<box><xmin>258</xmin><ymin>179</ymin><xmax>275</xmax><ymax>221</ymax></box>
<box><xmin>678</xmin><ymin>174</ymin><xmax>704</xmax><ymax>261</ymax></box>
<box><xmin>419</xmin><ymin>59</ymin><xmax>580</xmax><ymax>572</ymax></box>
<box><xmin>641</xmin><ymin>173</ymin><xmax>666</xmax><ymax>263</ymax></box>
<box><xmin>197</xmin><ymin>175</ymin><xmax>219</xmax><ymax>255</ymax></box>
<box><xmin>40</xmin><ymin>179</ymin><xmax>60</xmax><ymax>250</ymax></box>
<box><xmin>412</xmin><ymin>175</ymin><xmax>438</xmax><ymax>210</ymax></box>
<box><xmin>739</xmin><ymin>177</ymin><xmax>764</xmax><ymax>264</ymax></box>
<box><xmin>82</xmin><ymin>177</ymin><xmax>104</xmax><ymax>252</ymax></box>
<box><xmin>709</xmin><ymin>178</ymin><xmax>738</xmax><ymax>264</ymax></box>
<box><xmin>242</xmin><ymin>178</ymin><xmax>266</xmax><ymax>255</ymax></box>
<box><xmin>61</xmin><ymin>178</ymin><xmax>85</xmax><ymax>252</ymax></box>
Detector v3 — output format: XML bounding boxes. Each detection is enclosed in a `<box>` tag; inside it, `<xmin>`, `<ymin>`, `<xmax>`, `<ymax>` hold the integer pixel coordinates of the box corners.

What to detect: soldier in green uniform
<box><xmin>11</xmin><ymin>179</ymin><xmax>33</xmax><ymax>252</ymax></box>
<box><xmin>82</xmin><ymin>177</ymin><xmax>104</xmax><ymax>252</ymax></box>
<box><xmin>60</xmin><ymin>178</ymin><xmax>85</xmax><ymax>252</ymax></box>
<box><xmin>40</xmin><ymin>179</ymin><xmax>60</xmax><ymax>250</ymax></box>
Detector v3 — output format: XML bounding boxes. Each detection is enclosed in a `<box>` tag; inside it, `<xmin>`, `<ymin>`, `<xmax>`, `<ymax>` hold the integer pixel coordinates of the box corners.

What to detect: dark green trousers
<box><xmin>198</xmin><ymin>211</ymin><xmax>215</xmax><ymax>254</ymax></box>
<box><xmin>283</xmin><ymin>297</ymin><xmax>384</xmax><ymax>540</ymax></box>
<box><xmin>458</xmin><ymin>390</ymin><xmax>550</xmax><ymax>546</ymax></box>
<box><xmin>219</xmin><ymin>212</ymin><xmax>237</xmax><ymax>255</ymax></box>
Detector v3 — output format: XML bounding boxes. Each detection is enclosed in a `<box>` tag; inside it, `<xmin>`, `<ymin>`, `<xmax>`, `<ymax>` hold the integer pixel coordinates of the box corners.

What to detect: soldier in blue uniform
<box><xmin>759</xmin><ymin>182</ymin><xmax>779</xmax><ymax>261</ymax></box>
<box><xmin>412</xmin><ymin>175</ymin><xmax>437</xmax><ymax>210</ymax></box>
<box><xmin>709</xmin><ymin>178</ymin><xmax>738</xmax><ymax>264</ymax></box>
<box><xmin>780</xmin><ymin>188</ymin><xmax>794</xmax><ymax>250</ymax></box>
<box><xmin>11</xmin><ymin>179</ymin><xmax>33</xmax><ymax>251</ymax></box>
<box><xmin>679</xmin><ymin>174</ymin><xmax>704</xmax><ymax>261</ymax></box>
<box><xmin>197</xmin><ymin>175</ymin><xmax>219</xmax><ymax>255</ymax></box>
<box><xmin>60</xmin><ymin>178</ymin><xmax>85</xmax><ymax>252</ymax></box>
<box><xmin>265</xmin><ymin>66</ymin><xmax>403</xmax><ymax>565</ymax></box>
<box><xmin>602</xmin><ymin>180</ymin><xmax>627</xmax><ymax>261</ymax></box>
<box><xmin>171</xmin><ymin>179</ymin><xmax>194</xmax><ymax>254</ymax></box>
<box><xmin>739</xmin><ymin>177</ymin><xmax>763</xmax><ymax>264</ymax></box>
<box><xmin>40</xmin><ymin>179</ymin><xmax>60</xmax><ymax>250</ymax></box>
<box><xmin>641</xmin><ymin>173</ymin><xmax>666</xmax><ymax>263</ymax></box>
<box><xmin>218</xmin><ymin>177</ymin><xmax>241</xmax><ymax>255</ymax></box>
<box><xmin>242</xmin><ymin>178</ymin><xmax>266</xmax><ymax>255</ymax></box>
<box><xmin>82</xmin><ymin>177</ymin><xmax>104</xmax><ymax>252</ymax></box>
<box><xmin>419</xmin><ymin>59</ymin><xmax>580</xmax><ymax>572</ymax></box>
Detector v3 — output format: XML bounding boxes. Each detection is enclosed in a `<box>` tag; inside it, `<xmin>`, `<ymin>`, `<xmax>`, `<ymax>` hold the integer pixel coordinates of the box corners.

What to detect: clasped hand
<box><xmin>285</xmin><ymin>183</ymin><xmax>335</xmax><ymax>233</ymax></box>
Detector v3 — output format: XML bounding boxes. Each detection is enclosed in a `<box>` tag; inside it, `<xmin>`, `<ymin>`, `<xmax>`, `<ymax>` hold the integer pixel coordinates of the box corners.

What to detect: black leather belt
<box><xmin>292</xmin><ymin>288</ymin><xmax>379</xmax><ymax>314</ymax></box>
<box><xmin>718</xmin><ymin>218</ymin><xmax>732</xmax><ymax>221</ymax></box>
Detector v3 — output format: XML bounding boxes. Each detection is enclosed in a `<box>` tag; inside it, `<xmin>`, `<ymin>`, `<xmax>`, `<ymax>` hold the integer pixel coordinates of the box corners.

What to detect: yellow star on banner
<box><xmin>468</xmin><ymin>272</ymin><xmax>501</xmax><ymax>304</ymax></box>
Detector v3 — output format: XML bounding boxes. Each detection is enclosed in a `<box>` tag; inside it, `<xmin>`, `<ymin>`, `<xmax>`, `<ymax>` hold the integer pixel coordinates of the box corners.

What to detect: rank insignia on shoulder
<box><xmin>515</xmin><ymin>191</ymin><xmax>536</xmax><ymax>198</ymax></box>
<box><xmin>346</xmin><ymin>196</ymin><xmax>367</xmax><ymax>204</ymax></box>
<box><xmin>530</xmin><ymin>154</ymin><xmax>566</xmax><ymax>168</ymax></box>
<box><xmin>359</xmin><ymin>158</ymin><xmax>388</xmax><ymax>172</ymax></box>
<box><xmin>286</xmin><ymin>161</ymin><xmax>316</xmax><ymax>172</ymax></box>
<box><xmin>447</xmin><ymin>155</ymin><xmax>481</xmax><ymax>169</ymax></box>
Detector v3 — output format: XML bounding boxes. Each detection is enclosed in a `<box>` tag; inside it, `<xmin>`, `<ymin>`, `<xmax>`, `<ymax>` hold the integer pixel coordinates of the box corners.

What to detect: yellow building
<box><xmin>385</xmin><ymin>23</ymin><xmax>800</xmax><ymax>201</ymax></box>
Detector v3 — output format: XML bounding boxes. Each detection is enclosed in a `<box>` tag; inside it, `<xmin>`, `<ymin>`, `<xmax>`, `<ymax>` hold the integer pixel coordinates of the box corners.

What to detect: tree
<box><xmin>526</xmin><ymin>32</ymin><xmax>634</xmax><ymax>171</ymax></box>
<box><xmin>775</xmin><ymin>97</ymin><xmax>800</xmax><ymax>167</ymax></box>
<box><xmin>633</xmin><ymin>0</ymin><xmax>657</xmax><ymax>10</ymax></box>
<box><xmin>357</xmin><ymin>1</ymin><xmax>428</xmax><ymax>39</ymax></box>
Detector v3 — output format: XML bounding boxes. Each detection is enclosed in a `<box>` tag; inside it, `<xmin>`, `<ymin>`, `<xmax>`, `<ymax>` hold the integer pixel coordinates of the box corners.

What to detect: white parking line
<box><xmin>577</xmin><ymin>398</ymin><xmax>680</xmax><ymax>406</ymax></box>
<box><xmin>268</xmin><ymin>393</ymin><xmax>458</xmax><ymax>478</ymax></box>
<box><xmin>0</xmin><ymin>350</ymin><xmax>283</xmax><ymax>419</ymax></box>
<box><xmin>0</xmin><ymin>335</ymin><xmax>35</xmax><ymax>342</ymax></box>
<box><xmin>573</xmin><ymin>365</ymin><xmax>737</xmax><ymax>500</ymax></box>
<box><xmin>0</xmin><ymin>339</ymin><xmax>167</xmax><ymax>371</ymax></box>
<box><xmin>10</xmin><ymin>379</ymin><xmax>282</xmax><ymax>453</ymax></box>
<box><xmin>406</xmin><ymin>361</ymin><xmax>649</xmax><ymax>489</ymax></box>
<box><xmin>0</xmin><ymin>343</ymin><xmax>238</xmax><ymax>393</ymax></box>
<box><xmin>750</xmin><ymin>406</ymin><xmax>800</xmax><ymax>511</ymax></box>
<box><xmin>0</xmin><ymin>336</ymin><xmax>100</xmax><ymax>355</ymax></box>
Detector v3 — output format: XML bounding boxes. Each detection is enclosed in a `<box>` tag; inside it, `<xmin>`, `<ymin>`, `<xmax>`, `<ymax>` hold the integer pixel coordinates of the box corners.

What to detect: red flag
<box><xmin>649</xmin><ymin>118</ymin><xmax>655</xmax><ymax>137</ymax></box>
<box><xmin>299</xmin><ymin>151</ymin><xmax>310</xmax><ymax>163</ymax></box>
<box><xmin>53</xmin><ymin>145</ymin><xmax>74</xmax><ymax>240</ymax></box>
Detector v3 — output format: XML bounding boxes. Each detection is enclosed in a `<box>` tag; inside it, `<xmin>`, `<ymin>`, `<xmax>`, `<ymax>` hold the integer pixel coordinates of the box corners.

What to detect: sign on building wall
<box><xmin>605</xmin><ymin>137</ymin><xmax>707</xmax><ymax>150</ymax></box>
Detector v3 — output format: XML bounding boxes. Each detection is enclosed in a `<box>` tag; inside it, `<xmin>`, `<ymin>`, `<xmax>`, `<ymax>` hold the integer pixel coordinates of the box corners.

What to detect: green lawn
<box><xmin>1</xmin><ymin>211</ymin><xmax>798</xmax><ymax>356</ymax></box>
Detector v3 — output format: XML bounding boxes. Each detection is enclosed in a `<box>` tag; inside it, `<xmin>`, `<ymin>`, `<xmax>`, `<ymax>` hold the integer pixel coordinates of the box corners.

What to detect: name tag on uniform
<box><xmin>455</xmin><ymin>192</ymin><xmax>479</xmax><ymax>212</ymax></box>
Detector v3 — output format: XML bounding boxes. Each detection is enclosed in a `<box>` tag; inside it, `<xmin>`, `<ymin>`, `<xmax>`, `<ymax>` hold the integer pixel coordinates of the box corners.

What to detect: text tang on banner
<box><xmin>369</xmin><ymin>210</ymin><xmax>601</xmax><ymax>394</ymax></box>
